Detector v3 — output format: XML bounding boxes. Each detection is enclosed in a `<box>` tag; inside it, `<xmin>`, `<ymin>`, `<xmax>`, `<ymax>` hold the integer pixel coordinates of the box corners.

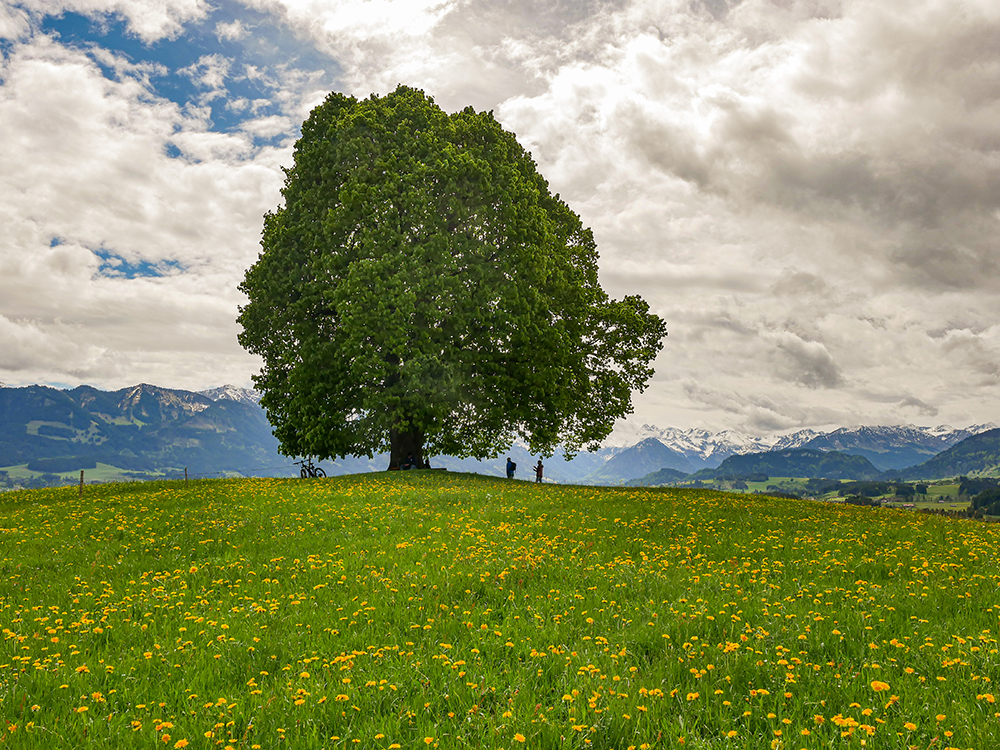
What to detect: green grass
<box><xmin>883</xmin><ymin>498</ymin><xmax>970</xmax><ymax>511</ymax></box>
<box><xmin>926</xmin><ymin>484</ymin><xmax>961</xmax><ymax>499</ymax></box>
<box><xmin>1</xmin><ymin>473</ymin><xmax>999</xmax><ymax>749</ymax></box>
<box><xmin>741</xmin><ymin>477</ymin><xmax>808</xmax><ymax>495</ymax></box>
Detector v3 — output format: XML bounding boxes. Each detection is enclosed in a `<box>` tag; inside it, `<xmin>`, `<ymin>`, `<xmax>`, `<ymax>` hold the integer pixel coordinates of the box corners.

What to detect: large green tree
<box><xmin>238</xmin><ymin>86</ymin><xmax>666</xmax><ymax>469</ymax></box>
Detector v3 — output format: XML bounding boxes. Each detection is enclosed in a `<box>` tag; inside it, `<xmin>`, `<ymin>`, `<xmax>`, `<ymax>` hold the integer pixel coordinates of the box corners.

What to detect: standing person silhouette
<box><xmin>534</xmin><ymin>459</ymin><xmax>544</xmax><ymax>483</ymax></box>
<box><xmin>506</xmin><ymin>457</ymin><xmax>515</xmax><ymax>479</ymax></box>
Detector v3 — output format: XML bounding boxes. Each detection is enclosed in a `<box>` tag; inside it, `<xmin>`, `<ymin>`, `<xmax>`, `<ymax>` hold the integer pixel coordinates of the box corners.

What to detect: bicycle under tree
<box><xmin>295</xmin><ymin>457</ymin><xmax>326</xmax><ymax>478</ymax></box>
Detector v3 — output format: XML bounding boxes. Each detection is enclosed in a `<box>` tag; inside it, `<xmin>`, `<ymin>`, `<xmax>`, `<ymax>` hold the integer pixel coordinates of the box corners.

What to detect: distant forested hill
<box><xmin>698</xmin><ymin>448</ymin><xmax>881</xmax><ymax>480</ymax></box>
<box><xmin>628</xmin><ymin>467</ymin><xmax>690</xmax><ymax>486</ymax></box>
<box><xmin>900</xmin><ymin>428</ymin><xmax>1000</xmax><ymax>480</ymax></box>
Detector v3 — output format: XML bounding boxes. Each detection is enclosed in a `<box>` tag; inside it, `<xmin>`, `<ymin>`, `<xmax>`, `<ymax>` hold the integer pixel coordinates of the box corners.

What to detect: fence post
<box><xmin>79</xmin><ymin>469</ymin><xmax>84</xmax><ymax>498</ymax></box>
<box><xmin>185</xmin><ymin>467</ymin><xmax>188</xmax><ymax>484</ymax></box>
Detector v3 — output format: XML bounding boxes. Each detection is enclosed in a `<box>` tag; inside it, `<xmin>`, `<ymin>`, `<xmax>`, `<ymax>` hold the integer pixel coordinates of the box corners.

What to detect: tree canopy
<box><xmin>238</xmin><ymin>85</ymin><xmax>666</xmax><ymax>468</ymax></box>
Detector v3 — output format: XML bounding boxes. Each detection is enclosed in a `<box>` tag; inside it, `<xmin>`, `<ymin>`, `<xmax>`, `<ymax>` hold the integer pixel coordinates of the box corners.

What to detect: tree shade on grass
<box><xmin>238</xmin><ymin>86</ymin><xmax>666</xmax><ymax>468</ymax></box>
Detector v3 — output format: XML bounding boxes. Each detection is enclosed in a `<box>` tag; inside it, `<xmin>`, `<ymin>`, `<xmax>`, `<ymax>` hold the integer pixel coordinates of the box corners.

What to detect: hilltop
<box><xmin>1</xmin><ymin>473</ymin><xmax>999</xmax><ymax>748</ymax></box>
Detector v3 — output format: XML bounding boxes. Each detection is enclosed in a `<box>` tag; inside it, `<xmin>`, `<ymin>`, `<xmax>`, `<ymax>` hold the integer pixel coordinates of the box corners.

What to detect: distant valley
<box><xmin>0</xmin><ymin>382</ymin><xmax>996</xmax><ymax>490</ymax></box>
<box><xmin>0</xmin><ymin>383</ymin><xmax>283</xmax><ymax>488</ymax></box>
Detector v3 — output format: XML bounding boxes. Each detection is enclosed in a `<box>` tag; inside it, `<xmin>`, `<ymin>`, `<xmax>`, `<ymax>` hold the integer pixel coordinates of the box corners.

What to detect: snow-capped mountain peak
<box><xmin>599</xmin><ymin>421</ymin><xmax>998</xmax><ymax>478</ymax></box>
<box><xmin>199</xmin><ymin>385</ymin><xmax>262</xmax><ymax>406</ymax></box>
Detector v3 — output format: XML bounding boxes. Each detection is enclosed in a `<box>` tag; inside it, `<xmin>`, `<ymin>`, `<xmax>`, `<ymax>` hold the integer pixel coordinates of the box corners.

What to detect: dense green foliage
<box><xmin>238</xmin><ymin>86</ymin><xmax>666</xmax><ymax>467</ymax></box>
<box><xmin>972</xmin><ymin>487</ymin><xmax>1000</xmax><ymax>516</ymax></box>
<box><xmin>2</xmin><ymin>474</ymin><xmax>1000</xmax><ymax>749</ymax></box>
<box><xmin>959</xmin><ymin>477</ymin><xmax>1000</xmax><ymax>497</ymax></box>
<box><xmin>836</xmin><ymin>481</ymin><xmax>895</xmax><ymax>497</ymax></box>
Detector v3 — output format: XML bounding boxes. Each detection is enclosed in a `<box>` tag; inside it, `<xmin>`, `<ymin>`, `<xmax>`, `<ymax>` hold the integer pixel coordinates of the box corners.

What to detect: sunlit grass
<box><xmin>1</xmin><ymin>473</ymin><xmax>998</xmax><ymax>748</ymax></box>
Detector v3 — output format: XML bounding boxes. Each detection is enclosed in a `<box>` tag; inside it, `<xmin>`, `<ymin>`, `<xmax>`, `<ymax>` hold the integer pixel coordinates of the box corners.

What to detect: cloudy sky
<box><xmin>2</xmin><ymin>0</ymin><xmax>999</xmax><ymax>437</ymax></box>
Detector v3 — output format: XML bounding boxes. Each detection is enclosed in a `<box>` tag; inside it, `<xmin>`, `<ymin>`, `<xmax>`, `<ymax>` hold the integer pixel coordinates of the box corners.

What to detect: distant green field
<box><xmin>742</xmin><ymin>477</ymin><xmax>808</xmax><ymax>494</ymax></box>
<box><xmin>927</xmin><ymin>483</ymin><xmax>961</xmax><ymax>498</ymax></box>
<box><xmin>0</xmin><ymin>462</ymin><xmax>163</xmax><ymax>483</ymax></box>
<box><xmin>1</xmin><ymin>474</ymin><xmax>999</xmax><ymax>748</ymax></box>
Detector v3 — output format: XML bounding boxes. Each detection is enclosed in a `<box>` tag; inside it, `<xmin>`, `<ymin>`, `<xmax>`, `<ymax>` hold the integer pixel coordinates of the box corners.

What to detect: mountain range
<box><xmin>0</xmin><ymin>383</ymin><xmax>282</xmax><ymax>479</ymax></box>
<box><xmin>628</xmin><ymin>430</ymin><xmax>1000</xmax><ymax>488</ymax></box>
<box><xmin>590</xmin><ymin>423</ymin><xmax>996</xmax><ymax>484</ymax></box>
<box><xmin>0</xmin><ymin>382</ymin><xmax>996</xmax><ymax>487</ymax></box>
<box><xmin>898</xmin><ymin>428</ymin><xmax>1000</xmax><ymax>481</ymax></box>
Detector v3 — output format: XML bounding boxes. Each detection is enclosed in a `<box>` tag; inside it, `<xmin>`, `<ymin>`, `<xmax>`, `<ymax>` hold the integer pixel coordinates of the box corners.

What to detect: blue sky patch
<box><xmin>93</xmin><ymin>249</ymin><xmax>186</xmax><ymax>279</ymax></box>
<box><xmin>39</xmin><ymin>2</ymin><xmax>341</xmax><ymax>138</ymax></box>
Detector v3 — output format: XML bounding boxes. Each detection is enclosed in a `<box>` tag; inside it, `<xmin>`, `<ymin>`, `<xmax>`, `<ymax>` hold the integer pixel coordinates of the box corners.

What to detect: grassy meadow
<box><xmin>1</xmin><ymin>472</ymin><xmax>998</xmax><ymax>749</ymax></box>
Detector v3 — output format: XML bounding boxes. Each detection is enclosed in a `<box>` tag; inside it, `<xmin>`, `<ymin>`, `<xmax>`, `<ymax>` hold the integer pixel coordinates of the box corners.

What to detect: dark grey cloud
<box><xmin>771</xmin><ymin>332</ymin><xmax>843</xmax><ymax>389</ymax></box>
<box><xmin>888</xmin><ymin>226</ymin><xmax>1000</xmax><ymax>292</ymax></box>
<box><xmin>898</xmin><ymin>395</ymin><xmax>939</xmax><ymax>418</ymax></box>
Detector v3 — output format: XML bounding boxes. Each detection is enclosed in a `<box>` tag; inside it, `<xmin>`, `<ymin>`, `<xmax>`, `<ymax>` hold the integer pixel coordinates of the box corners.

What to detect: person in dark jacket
<box><xmin>534</xmin><ymin>459</ymin><xmax>544</xmax><ymax>483</ymax></box>
<box><xmin>506</xmin><ymin>457</ymin><xmax>515</xmax><ymax>479</ymax></box>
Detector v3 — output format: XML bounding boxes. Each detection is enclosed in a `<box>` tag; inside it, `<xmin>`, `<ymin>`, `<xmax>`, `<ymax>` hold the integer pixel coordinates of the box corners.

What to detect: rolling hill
<box><xmin>900</xmin><ymin>428</ymin><xmax>1000</xmax><ymax>480</ymax></box>
<box><xmin>696</xmin><ymin>448</ymin><xmax>882</xmax><ymax>481</ymax></box>
<box><xmin>628</xmin><ymin>467</ymin><xmax>690</xmax><ymax>486</ymax></box>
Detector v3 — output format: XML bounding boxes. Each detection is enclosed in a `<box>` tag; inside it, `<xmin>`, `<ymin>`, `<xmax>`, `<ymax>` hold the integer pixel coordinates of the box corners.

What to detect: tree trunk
<box><xmin>389</xmin><ymin>424</ymin><xmax>424</xmax><ymax>471</ymax></box>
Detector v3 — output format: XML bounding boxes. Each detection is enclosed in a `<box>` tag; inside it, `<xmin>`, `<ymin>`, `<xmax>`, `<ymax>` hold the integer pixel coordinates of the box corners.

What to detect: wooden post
<box><xmin>79</xmin><ymin>469</ymin><xmax>84</xmax><ymax>498</ymax></box>
<box><xmin>184</xmin><ymin>467</ymin><xmax>188</xmax><ymax>484</ymax></box>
